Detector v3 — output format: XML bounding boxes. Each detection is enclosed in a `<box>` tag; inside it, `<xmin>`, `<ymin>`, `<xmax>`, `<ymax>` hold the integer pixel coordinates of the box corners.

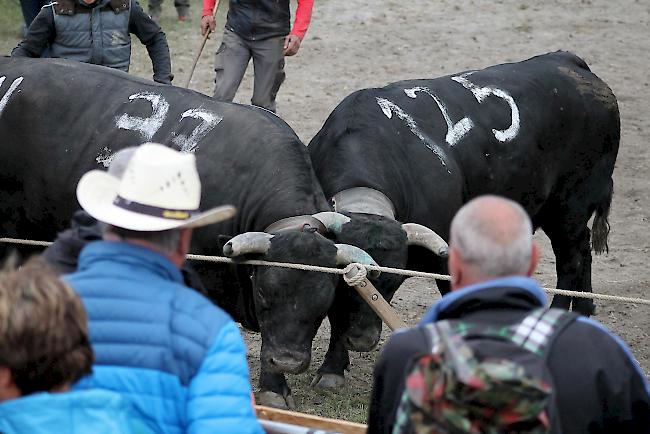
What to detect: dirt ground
<box><xmin>1</xmin><ymin>0</ymin><xmax>649</xmax><ymax>424</ymax></box>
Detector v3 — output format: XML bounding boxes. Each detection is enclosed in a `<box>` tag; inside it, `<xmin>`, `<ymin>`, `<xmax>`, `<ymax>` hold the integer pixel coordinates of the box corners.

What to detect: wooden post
<box><xmin>345</xmin><ymin>266</ymin><xmax>407</xmax><ymax>331</ymax></box>
<box><xmin>256</xmin><ymin>405</ymin><xmax>367</xmax><ymax>434</ymax></box>
<box><xmin>184</xmin><ymin>0</ymin><xmax>221</xmax><ymax>88</ymax></box>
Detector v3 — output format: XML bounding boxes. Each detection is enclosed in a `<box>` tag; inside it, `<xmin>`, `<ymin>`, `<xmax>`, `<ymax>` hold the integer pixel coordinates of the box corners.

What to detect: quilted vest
<box><xmin>50</xmin><ymin>0</ymin><xmax>131</xmax><ymax>71</ymax></box>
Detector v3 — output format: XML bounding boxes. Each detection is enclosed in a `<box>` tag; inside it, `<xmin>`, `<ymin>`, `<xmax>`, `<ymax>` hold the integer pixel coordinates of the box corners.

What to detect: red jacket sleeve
<box><xmin>202</xmin><ymin>0</ymin><xmax>215</xmax><ymax>18</ymax></box>
<box><xmin>290</xmin><ymin>0</ymin><xmax>314</xmax><ymax>40</ymax></box>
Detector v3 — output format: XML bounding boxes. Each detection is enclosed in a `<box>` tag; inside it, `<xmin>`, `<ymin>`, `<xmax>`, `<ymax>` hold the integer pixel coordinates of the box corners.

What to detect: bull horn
<box><xmin>312</xmin><ymin>212</ymin><xmax>351</xmax><ymax>234</ymax></box>
<box><xmin>402</xmin><ymin>223</ymin><xmax>449</xmax><ymax>258</ymax></box>
<box><xmin>335</xmin><ymin>244</ymin><xmax>381</xmax><ymax>279</ymax></box>
<box><xmin>223</xmin><ymin>232</ymin><xmax>274</xmax><ymax>257</ymax></box>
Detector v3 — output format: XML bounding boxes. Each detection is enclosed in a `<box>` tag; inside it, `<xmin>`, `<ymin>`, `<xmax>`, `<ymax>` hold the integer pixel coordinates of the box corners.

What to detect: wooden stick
<box><xmin>184</xmin><ymin>0</ymin><xmax>221</xmax><ymax>88</ymax></box>
<box><xmin>345</xmin><ymin>267</ymin><xmax>407</xmax><ymax>331</ymax></box>
<box><xmin>256</xmin><ymin>405</ymin><xmax>367</xmax><ymax>434</ymax></box>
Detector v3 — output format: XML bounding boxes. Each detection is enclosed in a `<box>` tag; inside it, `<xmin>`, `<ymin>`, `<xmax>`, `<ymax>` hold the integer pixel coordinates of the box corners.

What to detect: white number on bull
<box><xmin>0</xmin><ymin>76</ymin><xmax>25</xmax><ymax>116</ymax></box>
<box><xmin>376</xmin><ymin>97</ymin><xmax>450</xmax><ymax>170</ymax></box>
<box><xmin>451</xmin><ymin>72</ymin><xmax>520</xmax><ymax>142</ymax></box>
<box><xmin>172</xmin><ymin>109</ymin><xmax>223</xmax><ymax>153</ymax></box>
<box><xmin>404</xmin><ymin>86</ymin><xmax>473</xmax><ymax>147</ymax></box>
<box><xmin>115</xmin><ymin>92</ymin><xmax>170</xmax><ymax>141</ymax></box>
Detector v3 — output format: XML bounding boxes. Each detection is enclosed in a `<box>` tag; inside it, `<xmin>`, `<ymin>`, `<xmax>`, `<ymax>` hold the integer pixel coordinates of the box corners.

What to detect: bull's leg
<box><xmin>543</xmin><ymin>222</ymin><xmax>595</xmax><ymax>316</ymax></box>
<box><xmin>258</xmin><ymin>364</ymin><xmax>295</xmax><ymax>409</ymax></box>
<box><xmin>312</xmin><ymin>311</ymin><xmax>349</xmax><ymax>389</ymax></box>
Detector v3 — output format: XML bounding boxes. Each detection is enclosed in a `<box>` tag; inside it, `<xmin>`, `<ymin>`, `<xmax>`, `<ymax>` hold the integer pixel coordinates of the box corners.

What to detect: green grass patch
<box><xmin>0</xmin><ymin>0</ymin><xmax>24</xmax><ymax>54</ymax></box>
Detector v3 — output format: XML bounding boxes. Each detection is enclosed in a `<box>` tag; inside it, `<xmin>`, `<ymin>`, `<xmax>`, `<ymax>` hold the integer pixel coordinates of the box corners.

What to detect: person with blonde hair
<box><xmin>0</xmin><ymin>258</ymin><xmax>155</xmax><ymax>433</ymax></box>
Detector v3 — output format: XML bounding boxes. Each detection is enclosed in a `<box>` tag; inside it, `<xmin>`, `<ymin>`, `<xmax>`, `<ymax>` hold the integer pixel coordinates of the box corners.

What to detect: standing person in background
<box><xmin>19</xmin><ymin>0</ymin><xmax>46</xmax><ymax>29</ymax></box>
<box><xmin>148</xmin><ymin>0</ymin><xmax>190</xmax><ymax>24</ymax></box>
<box><xmin>200</xmin><ymin>0</ymin><xmax>314</xmax><ymax>113</ymax></box>
<box><xmin>12</xmin><ymin>0</ymin><xmax>174</xmax><ymax>84</ymax></box>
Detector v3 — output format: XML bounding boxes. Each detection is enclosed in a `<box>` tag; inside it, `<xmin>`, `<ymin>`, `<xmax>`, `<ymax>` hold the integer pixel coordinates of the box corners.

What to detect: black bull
<box><xmin>0</xmin><ymin>56</ymin><xmax>403</xmax><ymax>408</ymax></box>
<box><xmin>309</xmin><ymin>51</ymin><xmax>620</xmax><ymax>360</ymax></box>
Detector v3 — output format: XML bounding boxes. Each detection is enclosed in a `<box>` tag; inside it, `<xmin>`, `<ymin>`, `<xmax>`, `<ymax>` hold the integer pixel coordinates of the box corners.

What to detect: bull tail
<box><xmin>591</xmin><ymin>179</ymin><xmax>613</xmax><ymax>255</ymax></box>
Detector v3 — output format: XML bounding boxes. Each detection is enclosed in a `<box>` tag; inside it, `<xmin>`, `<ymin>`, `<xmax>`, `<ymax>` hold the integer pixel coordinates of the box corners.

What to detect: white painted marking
<box><xmin>172</xmin><ymin>108</ymin><xmax>222</xmax><ymax>153</ymax></box>
<box><xmin>404</xmin><ymin>86</ymin><xmax>473</xmax><ymax>146</ymax></box>
<box><xmin>95</xmin><ymin>146</ymin><xmax>114</xmax><ymax>168</ymax></box>
<box><xmin>451</xmin><ymin>72</ymin><xmax>520</xmax><ymax>142</ymax></box>
<box><xmin>376</xmin><ymin>97</ymin><xmax>450</xmax><ymax>170</ymax></box>
<box><xmin>115</xmin><ymin>92</ymin><xmax>169</xmax><ymax>141</ymax></box>
<box><xmin>0</xmin><ymin>76</ymin><xmax>24</xmax><ymax>116</ymax></box>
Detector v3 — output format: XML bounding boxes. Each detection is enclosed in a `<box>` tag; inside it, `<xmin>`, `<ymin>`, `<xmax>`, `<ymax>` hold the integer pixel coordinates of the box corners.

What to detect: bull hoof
<box><xmin>257</xmin><ymin>391</ymin><xmax>296</xmax><ymax>410</ymax></box>
<box><xmin>310</xmin><ymin>373</ymin><xmax>346</xmax><ymax>390</ymax></box>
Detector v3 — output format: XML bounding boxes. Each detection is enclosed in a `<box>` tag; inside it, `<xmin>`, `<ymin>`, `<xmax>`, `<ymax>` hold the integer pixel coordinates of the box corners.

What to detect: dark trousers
<box><xmin>20</xmin><ymin>0</ymin><xmax>46</xmax><ymax>27</ymax></box>
<box><xmin>213</xmin><ymin>28</ymin><xmax>286</xmax><ymax>112</ymax></box>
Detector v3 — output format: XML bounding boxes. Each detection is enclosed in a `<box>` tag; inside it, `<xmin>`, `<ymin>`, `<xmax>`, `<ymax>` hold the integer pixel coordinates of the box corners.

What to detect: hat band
<box><xmin>113</xmin><ymin>196</ymin><xmax>198</xmax><ymax>220</ymax></box>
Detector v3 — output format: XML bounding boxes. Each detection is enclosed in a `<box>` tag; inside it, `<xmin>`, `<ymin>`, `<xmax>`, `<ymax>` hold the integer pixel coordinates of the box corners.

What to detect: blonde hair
<box><xmin>0</xmin><ymin>257</ymin><xmax>93</xmax><ymax>395</ymax></box>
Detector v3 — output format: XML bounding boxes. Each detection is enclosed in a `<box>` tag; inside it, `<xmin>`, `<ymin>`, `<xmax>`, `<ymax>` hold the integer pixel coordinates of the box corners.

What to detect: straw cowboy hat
<box><xmin>77</xmin><ymin>143</ymin><xmax>235</xmax><ymax>231</ymax></box>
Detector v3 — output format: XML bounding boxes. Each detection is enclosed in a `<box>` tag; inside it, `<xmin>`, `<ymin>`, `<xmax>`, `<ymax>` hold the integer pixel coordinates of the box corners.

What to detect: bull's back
<box><xmin>0</xmin><ymin>57</ymin><xmax>328</xmax><ymax>241</ymax></box>
<box><xmin>309</xmin><ymin>51</ymin><xmax>619</xmax><ymax>226</ymax></box>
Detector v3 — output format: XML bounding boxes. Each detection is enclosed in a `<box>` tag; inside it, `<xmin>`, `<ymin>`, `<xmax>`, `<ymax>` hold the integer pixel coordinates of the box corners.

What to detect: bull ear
<box><xmin>402</xmin><ymin>223</ymin><xmax>449</xmax><ymax>258</ymax></box>
<box><xmin>335</xmin><ymin>243</ymin><xmax>381</xmax><ymax>279</ymax></box>
<box><xmin>312</xmin><ymin>212</ymin><xmax>351</xmax><ymax>235</ymax></box>
<box><xmin>223</xmin><ymin>232</ymin><xmax>274</xmax><ymax>257</ymax></box>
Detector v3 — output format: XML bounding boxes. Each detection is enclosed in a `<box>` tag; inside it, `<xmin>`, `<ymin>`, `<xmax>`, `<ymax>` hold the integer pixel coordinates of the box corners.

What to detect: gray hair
<box><xmin>450</xmin><ymin>195</ymin><xmax>533</xmax><ymax>278</ymax></box>
<box><xmin>102</xmin><ymin>225</ymin><xmax>182</xmax><ymax>253</ymax></box>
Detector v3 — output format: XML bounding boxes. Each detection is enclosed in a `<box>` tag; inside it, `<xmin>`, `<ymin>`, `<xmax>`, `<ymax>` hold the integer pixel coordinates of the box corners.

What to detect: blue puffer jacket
<box><xmin>0</xmin><ymin>389</ymin><xmax>156</xmax><ymax>433</ymax></box>
<box><xmin>65</xmin><ymin>241</ymin><xmax>263</xmax><ymax>434</ymax></box>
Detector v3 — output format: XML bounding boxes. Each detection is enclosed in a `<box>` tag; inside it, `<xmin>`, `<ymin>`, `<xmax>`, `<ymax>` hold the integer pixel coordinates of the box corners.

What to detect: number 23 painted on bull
<box><xmin>115</xmin><ymin>92</ymin><xmax>222</xmax><ymax>153</ymax></box>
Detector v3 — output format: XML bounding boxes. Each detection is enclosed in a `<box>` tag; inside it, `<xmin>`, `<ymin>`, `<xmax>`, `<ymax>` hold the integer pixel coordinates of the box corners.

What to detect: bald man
<box><xmin>367</xmin><ymin>195</ymin><xmax>650</xmax><ymax>434</ymax></box>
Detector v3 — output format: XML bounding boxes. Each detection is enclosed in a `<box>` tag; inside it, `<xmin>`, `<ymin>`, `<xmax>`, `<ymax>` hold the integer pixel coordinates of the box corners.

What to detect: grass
<box><xmin>0</xmin><ymin>0</ymin><xmax>23</xmax><ymax>54</ymax></box>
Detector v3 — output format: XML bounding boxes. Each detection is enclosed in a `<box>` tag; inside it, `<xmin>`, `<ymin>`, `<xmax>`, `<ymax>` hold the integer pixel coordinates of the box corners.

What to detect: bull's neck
<box><xmin>332</xmin><ymin>187</ymin><xmax>396</xmax><ymax>220</ymax></box>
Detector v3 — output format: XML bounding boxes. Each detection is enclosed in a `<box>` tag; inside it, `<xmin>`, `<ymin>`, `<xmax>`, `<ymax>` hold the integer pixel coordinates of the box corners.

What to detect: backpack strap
<box><xmin>509</xmin><ymin>308</ymin><xmax>578</xmax><ymax>356</ymax></box>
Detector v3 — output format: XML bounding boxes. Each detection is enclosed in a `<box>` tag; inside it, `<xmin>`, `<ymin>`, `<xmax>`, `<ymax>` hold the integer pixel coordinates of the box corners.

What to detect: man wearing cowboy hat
<box><xmin>66</xmin><ymin>143</ymin><xmax>263</xmax><ymax>434</ymax></box>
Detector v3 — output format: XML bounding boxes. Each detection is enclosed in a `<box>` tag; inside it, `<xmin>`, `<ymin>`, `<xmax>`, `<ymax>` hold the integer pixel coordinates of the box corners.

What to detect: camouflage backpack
<box><xmin>392</xmin><ymin>308</ymin><xmax>577</xmax><ymax>434</ymax></box>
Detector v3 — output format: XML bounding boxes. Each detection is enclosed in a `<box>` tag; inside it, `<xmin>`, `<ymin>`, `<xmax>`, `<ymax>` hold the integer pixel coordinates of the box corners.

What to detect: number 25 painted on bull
<box><xmin>0</xmin><ymin>76</ymin><xmax>24</xmax><ymax>116</ymax></box>
<box><xmin>379</xmin><ymin>72</ymin><xmax>520</xmax><ymax>152</ymax></box>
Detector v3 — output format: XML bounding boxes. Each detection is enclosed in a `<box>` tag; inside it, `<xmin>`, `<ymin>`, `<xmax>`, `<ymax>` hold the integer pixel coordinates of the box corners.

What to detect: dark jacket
<box><xmin>226</xmin><ymin>0</ymin><xmax>291</xmax><ymax>41</ymax></box>
<box><xmin>367</xmin><ymin>277</ymin><xmax>650</xmax><ymax>434</ymax></box>
<box><xmin>12</xmin><ymin>0</ymin><xmax>173</xmax><ymax>84</ymax></box>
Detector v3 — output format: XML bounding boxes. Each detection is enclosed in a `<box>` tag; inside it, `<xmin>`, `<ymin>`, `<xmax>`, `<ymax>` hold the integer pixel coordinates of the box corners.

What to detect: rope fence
<box><xmin>2</xmin><ymin>236</ymin><xmax>649</xmax><ymax>306</ymax></box>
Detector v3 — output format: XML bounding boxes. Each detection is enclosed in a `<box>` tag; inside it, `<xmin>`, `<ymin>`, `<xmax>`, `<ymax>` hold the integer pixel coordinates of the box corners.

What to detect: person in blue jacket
<box><xmin>66</xmin><ymin>143</ymin><xmax>263</xmax><ymax>434</ymax></box>
<box><xmin>0</xmin><ymin>258</ymin><xmax>155</xmax><ymax>434</ymax></box>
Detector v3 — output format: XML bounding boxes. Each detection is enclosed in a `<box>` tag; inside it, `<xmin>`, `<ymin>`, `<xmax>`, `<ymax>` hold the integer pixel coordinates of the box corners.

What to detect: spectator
<box><xmin>66</xmin><ymin>143</ymin><xmax>263</xmax><ymax>433</ymax></box>
<box><xmin>12</xmin><ymin>0</ymin><xmax>174</xmax><ymax>84</ymax></box>
<box><xmin>200</xmin><ymin>0</ymin><xmax>314</xmax><ymax>112</ymax></box>
<box><xmin>0</xmin><ymin>258</ymin><xmax>155</xmax><ymax>433</ymax></box>
<box><xmin>367</xmin><ymin>195</ymin><xmax>650</xmax><ymax>433</ymax></box>
<box><xmin>43</xmin><ymin>147</ymin><xmax>207</xmax><ymax>294</ymax></box>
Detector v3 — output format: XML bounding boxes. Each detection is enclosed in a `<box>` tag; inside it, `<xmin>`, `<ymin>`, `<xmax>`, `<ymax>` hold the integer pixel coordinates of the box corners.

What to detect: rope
<box><xmin>2</xmin><ymin>237</ymin><xmax>649</xmax><ymax>306</ymax></box>
<box><xmin>342</xmin><ymin>263</ymin><xmax>368</xmax><ymax>286</ymax></box>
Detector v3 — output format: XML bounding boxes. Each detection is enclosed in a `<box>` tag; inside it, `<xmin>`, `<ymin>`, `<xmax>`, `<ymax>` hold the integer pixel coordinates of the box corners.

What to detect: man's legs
<box><xmin>148</xmin><ymin>0</ymin><xmax>163</xmax><ymax>22</ymax></box>
<box><xmin>250</xmin><ymin>36</ymin><xmax>286</xmax><ymax>112</ymax></box>
<box><xmin>213</xmin><ymin>29</ymin><xmax>252</xmax><ymax>103</ymax></box>
<box><xmin>174</xmin><ymin>0</ymin><xmax>190</xmax><ymax>21</ymax></box>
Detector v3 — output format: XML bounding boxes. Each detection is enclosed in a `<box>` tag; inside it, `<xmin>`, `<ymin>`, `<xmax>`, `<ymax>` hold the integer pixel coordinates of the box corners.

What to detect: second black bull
<box><xmin>308</xmin><ymin>50</ymin><xmax>620</xmax><ymax>384</ymax></box>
